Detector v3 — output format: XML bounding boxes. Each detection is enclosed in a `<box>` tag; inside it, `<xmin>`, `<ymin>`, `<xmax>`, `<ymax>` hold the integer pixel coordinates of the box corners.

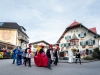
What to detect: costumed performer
<box><xmin>25</xmin><ymin>44</ymin><xmax>32</xmax><ymax>67</ymax></box>
<box><xmin>68</xmin><ymin>49</ymin><xmax>73</xmax><ymax>63</ymax></box>
<box><xmin>34</xmin><ymin>45</ymin><xmax>48</xmax><ymax>67</ymax></box>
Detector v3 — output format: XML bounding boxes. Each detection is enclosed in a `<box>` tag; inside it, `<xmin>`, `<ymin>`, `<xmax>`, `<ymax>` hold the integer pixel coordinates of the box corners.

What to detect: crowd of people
<box><xmin>0</xmin><ymin>48</ymin><xmax>12</xmax><ymax>59</ymax></box>
<box><xmin>12</xmin><ymin>44</ymin><xmax>60</xmax><ymax>70</ymax></box>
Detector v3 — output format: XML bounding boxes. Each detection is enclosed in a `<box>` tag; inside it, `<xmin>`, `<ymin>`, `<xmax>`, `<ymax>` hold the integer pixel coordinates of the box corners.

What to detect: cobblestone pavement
<box><xmin>0</xmin><ymin>59</ymin><xmax>100</xmax><ymax>75</ymax></box>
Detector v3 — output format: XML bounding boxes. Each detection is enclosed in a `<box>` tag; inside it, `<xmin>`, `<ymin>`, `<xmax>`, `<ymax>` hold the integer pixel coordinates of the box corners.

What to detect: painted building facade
<box><xmin>57</xmin><ymin>21</ymin><xmax>100</xmax><ymax>56</ymax></box>
<box><xmin>0</xmin><ymin>22</ymin><xmax>29</xmax><ymax>50</ymax></box>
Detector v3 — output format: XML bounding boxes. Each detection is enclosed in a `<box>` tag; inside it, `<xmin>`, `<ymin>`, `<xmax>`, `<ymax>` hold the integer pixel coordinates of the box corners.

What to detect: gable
<box><xmin>57</xmin><ymin>21</ymin><xmax>100</xmax><ymax>43</ymax></box>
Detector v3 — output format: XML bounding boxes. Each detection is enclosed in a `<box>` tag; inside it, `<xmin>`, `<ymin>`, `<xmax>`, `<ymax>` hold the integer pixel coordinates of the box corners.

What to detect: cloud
<box><xmin>0</xmin><ymin>0</ymin><xmax>100</xmax><ymax>44</ymax></box>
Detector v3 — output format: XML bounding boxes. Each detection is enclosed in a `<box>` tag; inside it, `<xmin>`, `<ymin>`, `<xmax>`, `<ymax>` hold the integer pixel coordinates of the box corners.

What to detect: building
<box><xmin>30</xmin><ymin>40</ymin><xmax>50</xmax><ymax>53</ymax></box>
<box><xmin>57</xmin><ymin>21</ymin><xmax>100</xmax><ymax>56</ymax></box>
<box><xmin>0</xmin><ymin>22</ymin><xmax>29</xmax><ymax>50</ymax></box>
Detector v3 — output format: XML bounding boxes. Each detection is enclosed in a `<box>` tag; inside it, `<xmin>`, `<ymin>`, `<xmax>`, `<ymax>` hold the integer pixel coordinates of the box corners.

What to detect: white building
<box><xmin>57</xmin><ymin>21</ymin><xmax>100</xmax><ymax>56</ymax></box>
<box><xmin>30</xmin><ymin>40</ymin><xmax>50</xmax><ymax>53</ymax></box>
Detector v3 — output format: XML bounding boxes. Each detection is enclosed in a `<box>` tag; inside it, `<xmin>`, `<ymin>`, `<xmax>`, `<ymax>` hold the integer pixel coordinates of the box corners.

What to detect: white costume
<box><xmin>68</xmin><ymin>49</ymin><xmax>73</xmax><ymax>63</ymax></box>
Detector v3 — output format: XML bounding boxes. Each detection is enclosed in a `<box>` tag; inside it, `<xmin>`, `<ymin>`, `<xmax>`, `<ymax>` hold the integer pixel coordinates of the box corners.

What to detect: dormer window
<box><xmin>65</xmin><ymin>36</ymin><xmax>71</xmax><ymax>40</ymax></box>
<box><xmin>78</xmin><ymin>32</ymin><xmax>86</xmax><ymax>38</ymax></box>
<box><xmin>20</xmin><ymin>26</ymin><xmax>26</xmax><ymax>33</ymax></box>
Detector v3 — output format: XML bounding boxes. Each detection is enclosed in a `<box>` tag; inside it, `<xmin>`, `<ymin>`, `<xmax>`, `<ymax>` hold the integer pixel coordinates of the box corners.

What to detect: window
<box><xmin>86</xmin><ymin>49</ymin><xmax>93</xmax><ymax>55</ymax></box>
<box><xmin>20</xmin><ymin>26</ymin><xmax>26</xmax><ymax>33</ymax></box>
<box><xmin>80</xmin><ymin>33</ymin><xmax>84</xmax><ymax>37</ymax></box>
<box><xmin>61</xmin><ymin>44</ymin><xmax>64</xmax><ymax>47</ymax></box>
<box><xmin>66</xmin><ymin>43</ymin><xmax>70</xmax><ymax>46</ymax></box>
<box><xmin>65</xmin><ymin>36</ymin><xmax>71</xmax><ymax>40</ymax></box>
<box><xmin>78</xmin><ymin>33</ymin><xmax>86</xmax><ymax>38</ymax></box>
<box><xmin>88</xmin><ymin>40</ymin><xmax>95</xmax><ymax>45</ymax></box>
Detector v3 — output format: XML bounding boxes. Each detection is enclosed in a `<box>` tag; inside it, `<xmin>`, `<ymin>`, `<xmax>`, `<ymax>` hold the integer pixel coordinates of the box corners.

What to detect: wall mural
<box><xmin>2</xmin><ymin>30</ymin><xmax>11</xmax><ymax>40</ymax></box>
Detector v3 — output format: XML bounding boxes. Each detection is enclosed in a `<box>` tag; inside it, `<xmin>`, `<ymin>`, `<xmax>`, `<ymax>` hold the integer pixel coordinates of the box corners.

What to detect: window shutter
<box><xmin>61</xmin><ymin>44</ymin><xmax>63</xmax><ymax>47</ymax></box>
<box><xmin>84</xmin><ymin>33</ymin><xmax>86</xmax><ymax>36</ymax></box>
<box><xmin>61</xmin><ymin>44</ymin><xmax>62</xmax><ymax>47</ymax></box>
<box><xmin>69</xmin><ymin>36</ymin><xmax>71</xmax><ymax>39</ymax></box>
<box><xmin>86</xmin><ymin>41</ymin><xmax>88</xmax><ymax>45</ymax></box>
<box><xmin>65</xmin><ymin>37</ymin><xmax>67</xmax><ymax>40</ymax></box>
<box><xmin>93</xmin><ymin>40</ymin><xmax>95</xmax><ymax>45</ymax></box>
<box><xmin>68</xmin><ymin>43</ymin><xmax>70</xmax><ymax>46</ymax></box>
<box><xmin>78</xmin><ymin>34</ymin><xmax>80</xmax><ymax>37</ymax></box>
<box><xmin>64</xmin><ymin>43</ymin><xmax>66</xmax><ymax>47</ymax></box>
<box><xmin>80</xmin><ymin>42</ymin><xmax>82</xmax><ymax>46</ymax></box>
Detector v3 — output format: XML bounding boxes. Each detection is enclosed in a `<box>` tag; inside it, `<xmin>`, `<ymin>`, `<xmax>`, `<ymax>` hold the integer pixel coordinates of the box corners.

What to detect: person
<box><xmin>46</xmin><ymin>44</ymin><xmax>53</xmax><ymax>70</ymax></box>
<box><xmin>39</xmin><ymin>45</ymin><xmax>45</xmax><ymax>54</ymax></box>
<box><xmin>53</xmin><ymin>46</ymin><xmax>59</xmax><ymax>65</ymax></box>
<box><xmin>12</xmin><ymin>46</ymin><xmax>19</xmax><ymax>64</ymax></box>
<box><xmin>25</xmin><ymin>44</ymin><xmax>32</xmax><ymax>67</ymax></box>
<box><xmin>34</xmin><ymin>45</ymin><xmax>48</xmax><ymax>67</ymax></box>
<box><xmin>16</xmin><ymin>47</ymin><xmax>23</xmax><ymax>65</ymax></box>
<box><xmin>68</xmin><ymin>49</ymin><xmax>73</xmax><ymax>63</ymax></box>
<box><xmin>75</xmin><ymin>49</ymin><xmax>81</xmax><ymax>64</ymax></box>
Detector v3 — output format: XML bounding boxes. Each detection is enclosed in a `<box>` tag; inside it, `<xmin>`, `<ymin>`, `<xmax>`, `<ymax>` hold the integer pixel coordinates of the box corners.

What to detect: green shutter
<box><xmin>86</xmin><ymin>41</ymin><xmax>88</xmax><ymax>45</ymax></box>
<box><xmin>78</xmin><ymin>34</ymin><xmax>80</xmax><ymax>37</ymax></box>
<box><xmin>64</xmin><ymin>43</ymin><xmax>66</xmax><ymax>47</ymax></box>
<box><xmin>69</xmin><ymin>36</ymin><xmax>71</xmax><ymax>39</ymax></box>
<box><xmin>68</xmin><ymin>43</ymin><xmax>70</xmax><ymax>46</ymax></box>
<box><xmin>61</xmin><ymin>44</ymin><xmax>62</xmax><ymax>47</ymax></box>
<box><xmin>93</xmin><ymin>40</ymin><xmax>95</xmax><ymax>45</ymax></box>
<box><xmin>61</xmin><ymin>44</ymin><xmax>63</xmax><ymax>47</ymax></box>
<box><xmin>80</xmin><ymin>42</ymin><xmax>82</xmax><ymax>46</ymax></box>
<box><xmin>84</xmin><ymin>33</ymin><xmax>86</xmax><ymax>36</ymax></box>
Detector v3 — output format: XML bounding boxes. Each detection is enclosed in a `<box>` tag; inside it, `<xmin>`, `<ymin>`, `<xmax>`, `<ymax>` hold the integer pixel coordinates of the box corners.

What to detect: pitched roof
<box><xmin>30</xmin><ymin>40</ymin><xmax>50</xmax><ymax>45</ymax></box>
<box><xmin>71</xmin><ymin>34</ymin><xmax>79</xmax><ymax>40</ymax></box>
<box><xmin>89</xmin><ymin>27</ymin><xmax>97</xmax><ymax>33</ymax></box>
<box><xmin>57</xmin><ymin>21</ymin><xmax>100</xmax><ymax>43</ymax></box>
<box><xmin>68</xmin><ymin>20</ymin><xmax>80</xmax><ymax>28</ymax></box>
<box><xmin>0</xmin><ymin>22</ymin><xmax>29</xmax><ymax>38</ymax></box>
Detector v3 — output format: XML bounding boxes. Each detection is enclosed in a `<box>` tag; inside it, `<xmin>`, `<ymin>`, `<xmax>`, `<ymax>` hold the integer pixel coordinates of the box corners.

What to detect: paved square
<box><xmin>0</xmin><ymin>59</ymin><xmax>100</xmax><ymax>75</ymax></box>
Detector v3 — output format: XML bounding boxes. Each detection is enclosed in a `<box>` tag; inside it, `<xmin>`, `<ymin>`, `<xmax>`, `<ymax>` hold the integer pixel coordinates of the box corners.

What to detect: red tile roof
<box><xmin>89</xmin><ymin>27</ymin><xmax>97</xmax><ymax>33</ymax></box>
<box><xmin>68</xmin><ymin>20</ymin><xmax>80</xmax><ymax>28</ymax></box>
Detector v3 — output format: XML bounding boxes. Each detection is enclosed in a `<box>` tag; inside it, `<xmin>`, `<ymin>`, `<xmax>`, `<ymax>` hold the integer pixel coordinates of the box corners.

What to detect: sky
<box><xmin>0</xmin><ymin>0</ymin><xmax>100</xmax><ymax>44</ymax></box>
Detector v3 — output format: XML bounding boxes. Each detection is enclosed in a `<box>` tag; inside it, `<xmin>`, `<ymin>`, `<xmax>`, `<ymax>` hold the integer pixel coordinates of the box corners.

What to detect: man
<box><xmin>53</xmin><ymin>46</ymin><xmax>59</xmax><ymax>65</ymax></box>
<box><xmin>75</xmin><ymin>49</ymin><xmax>81</xmax><ymax>64</ymax></box>
<box><xmin>25</xmin><ymin>44</ymin><xmax>32</xmax><ymax>67</ymax></box>
<box><xmin>46</xmin><ymin>44</ymin><xmax>53</xmax><ymax>70</ymax></box>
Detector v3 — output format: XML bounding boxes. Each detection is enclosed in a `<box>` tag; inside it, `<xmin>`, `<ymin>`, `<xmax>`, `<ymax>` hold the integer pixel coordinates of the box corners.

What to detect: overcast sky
<box><xmin>0</xmin><ymin>0</ymin><xmax>100</xmax><ymax>44</ymax></box>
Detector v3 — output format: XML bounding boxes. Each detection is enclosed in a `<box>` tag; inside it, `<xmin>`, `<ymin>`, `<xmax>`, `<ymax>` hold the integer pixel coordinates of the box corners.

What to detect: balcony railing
<box><xmin>18</xmin><ymin>36</ymin><xmax>29</xmax><ymax>43</ymax></box>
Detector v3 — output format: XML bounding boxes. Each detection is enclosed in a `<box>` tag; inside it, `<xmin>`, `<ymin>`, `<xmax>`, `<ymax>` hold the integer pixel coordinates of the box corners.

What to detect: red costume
<box><xmin>34</xmin><ymin>45</ymin><xmax>48</xmax><ymax>67</ymax></box>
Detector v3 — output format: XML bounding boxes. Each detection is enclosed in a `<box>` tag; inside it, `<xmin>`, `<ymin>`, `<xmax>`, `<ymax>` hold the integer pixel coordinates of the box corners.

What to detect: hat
<box><xmin>49</xmin><ymin>44</ymin><xmax>53</xmax><ymax>48</ymax></box>
<box><xmin>40</xmin><ymin>44</ymin><xmax>44</xmax><ymax>48</ymax></box>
